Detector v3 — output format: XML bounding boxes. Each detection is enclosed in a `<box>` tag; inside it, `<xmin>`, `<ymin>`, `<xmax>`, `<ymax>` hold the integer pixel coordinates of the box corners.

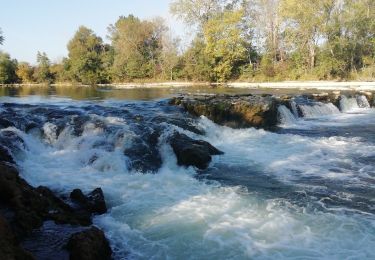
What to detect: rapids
<box><xmin>0</xmin><ymin>87</ymin><xmax>374</xmax><ymax>259</ymax></box>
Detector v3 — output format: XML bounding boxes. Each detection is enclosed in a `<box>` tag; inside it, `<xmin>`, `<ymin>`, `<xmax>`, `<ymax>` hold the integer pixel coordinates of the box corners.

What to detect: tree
<box><xmin>325</xmin><ymin>0</ymin><xmax>375</xmax><ymax>76</ymax></box>
<box><xmin>245</xmin><ymin>0</ymin><xmax>284</xmax><ymax>62</ymax></box>
<box><xmin>160</xmin><ymin>31</ymin><xmax>180</xmax><ymax>80</ymax></box>
<box><xmin>34</xmin><ymin>51</ymin><xmax>53</xmax><ymax>83</ymax></box>
<box><xmin>279</xmin><ymin>0</ymin><xmax>335</xmax><ymax>72</ymax></box>
<box><xmin>204</xmin><ymin>10</ymin><xmax>252</xmax><ymax>81</ymax></box>
<box><xmin>170</xmin><ymin>0</ymin><xmax>226</xmax><ymax>29</ymax></box>
<box><xmin>66</xmin><ymin>26</ymin><xmax>108</xmax><ymax>85</ymax></box>
<box><xmin>109</xmin><ymin>15</ymin><xmax>165</xmax><ymax>81</ymax></box>
<box><xmin>16</xmin><ymin>62</ymin><xmax>34</xmax><ymax>83</ymax></box>
<box><xmin>181</xmin><ymin>36</ymin><xmax>212</xmax><ymax>81</ymax></box>
<box><xmin>0</xmin><ymin>52</ymin><xmax>18</xmax><ymax>84</ymax></box>
<box><xmin>0</xmin><ymin>28</ymin><xmax>4</xmax><ymax>45</ymax></box>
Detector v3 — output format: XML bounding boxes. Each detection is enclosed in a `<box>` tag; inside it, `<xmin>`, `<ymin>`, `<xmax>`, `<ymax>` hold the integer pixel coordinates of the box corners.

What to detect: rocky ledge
<box><xmin>170</xmin><ymin>94</ymin><xmax>280</xmax><ymax>129</ymax></box>
<box><xmin>0</xmin><ymin>146</ymin><xmax>112</xmax><ymax>260</ymax></box>
<box><xmin>170</xmin><ymin>92</ymin><xmax>374</xmax><ymax>129</ymax></box>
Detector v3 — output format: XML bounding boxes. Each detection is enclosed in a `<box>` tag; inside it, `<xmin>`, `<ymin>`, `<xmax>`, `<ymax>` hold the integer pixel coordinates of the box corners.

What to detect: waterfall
<box><xmin>340</xmin><ymin>95</ymin><xmax>359</xmax><ymax>112</ymax></box>
<box><xmin>278</xmin><ymin>105</ymin><xmax>297</xmax><ymax>125</ymax></box>
<box><xmin>290</xmin><ymin>100</ymin><xmax>299</xmax><ymax>118</ymax></box>
<box><xmin>356</xmin><ymin>95</ymin><xmax>370</xmax><ymax>108</ymax></box>
<box><xmin>298</xmin><ymin>102</ymin><xmax>340</xmax><ymax>118</ymax></box>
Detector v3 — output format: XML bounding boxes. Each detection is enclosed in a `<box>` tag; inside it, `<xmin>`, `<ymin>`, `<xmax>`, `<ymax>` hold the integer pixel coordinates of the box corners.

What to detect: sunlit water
<box><xmin>0</xmin><ymin>86</ymin><xmax>374</xmax><ymax>259</ymax></box>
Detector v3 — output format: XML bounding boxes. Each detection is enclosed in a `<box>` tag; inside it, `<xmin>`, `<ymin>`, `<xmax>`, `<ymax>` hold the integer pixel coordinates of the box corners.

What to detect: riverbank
<box><xmin>1</xmin><ymin>81</ymin><xmax>375</xmax><ymax>91</ymax></box>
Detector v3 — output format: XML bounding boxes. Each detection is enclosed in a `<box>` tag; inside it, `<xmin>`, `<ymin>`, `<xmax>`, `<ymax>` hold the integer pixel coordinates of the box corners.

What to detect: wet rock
<box><xmin>0</xmin><ymin>145</ymin><xmax>14</xmax><ymax>164</ymax></box>
<box><xmin>0</xmin><ymin>215</ymin><xmax>34</xmax><ymax>260</ymax></box>
<box><xmin>66</xmin><ymin>227</ymin><xmax>112</xmax><ymax>260</ymax></box>
<box><xmin>169</xmin><ymin>132</ymin><xmax>223</xmax><ymax>170</ymax></box>
<box><xmin>0</xmin><ymin>118</ymin><xmax>15</xmax><ymax>129</ymax></box>
<box><xmin>0</xmin><ymin>130</ymin><xmax>26</xmax><ymax>154</ymax></box>
<box><xmin>170</xmin><ymin>94</ymin><xmax>279</xmax><ymax>129</ymax></box>
<box><xmin>70</xmin><ymin>188</ymin><xmax>107</xmax><ymax>215</ymax></box>
<box><xmin>123</xmin><ymin>129</ymin><xmax>162</xmax><ymax>173</ymax></box>
<box><xmin>151</xmin><ymin>116</ymin><xmax>205</xmax><ymax>135</ymax></box>
<box><xmin>0</xmin><ymin>162</ymin><xmax>91</xmax><ymax>238</ymax></box>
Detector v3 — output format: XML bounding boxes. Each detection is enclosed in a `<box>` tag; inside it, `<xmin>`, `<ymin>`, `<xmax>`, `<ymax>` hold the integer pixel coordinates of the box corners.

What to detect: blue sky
<box><xmin>0</xmin><ymin>0</ymin><xmax>187</xmax><ymax>64</ymax></box>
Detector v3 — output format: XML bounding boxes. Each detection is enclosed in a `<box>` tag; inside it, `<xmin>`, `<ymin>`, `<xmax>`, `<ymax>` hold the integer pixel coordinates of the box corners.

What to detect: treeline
<box><xmin>0</xmin><ymin>0</ymin><xmax>374</xmax><ymax>84</ymax></box>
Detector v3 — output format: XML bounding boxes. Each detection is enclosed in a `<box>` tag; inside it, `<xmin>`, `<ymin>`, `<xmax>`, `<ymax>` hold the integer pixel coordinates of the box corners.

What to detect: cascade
<box><xmin>277</xmin><ymin>105</ymin><xmax>297</xmax><ymax>125</ymax></box>
<box><xmin>356</xmin><ymin>95</ymin><xmax>370</xmax><ymax>108</ymax></box>
<box><xmin>298</xmin><ymin>102</ymin><xmax>340</xmax><ymax>118</ymax></box>
<box><xmin>340</xmin><ymin>95</ymin><xmax>359</xmax><ymax>112</ymax></box>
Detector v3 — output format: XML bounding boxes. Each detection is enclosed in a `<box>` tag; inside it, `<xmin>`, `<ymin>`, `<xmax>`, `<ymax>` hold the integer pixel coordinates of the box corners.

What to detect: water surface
<box><xmin>1</xmin><ymin>85</ymin><xmax>374</xmax><ymax>259</ymax></box>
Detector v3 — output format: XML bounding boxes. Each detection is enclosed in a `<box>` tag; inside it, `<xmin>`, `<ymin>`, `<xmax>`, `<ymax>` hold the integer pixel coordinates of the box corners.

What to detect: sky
<box><xmin>0</xmin><ymin>0</ymin><xmax>188</xmax><ymax>64</ymax></box>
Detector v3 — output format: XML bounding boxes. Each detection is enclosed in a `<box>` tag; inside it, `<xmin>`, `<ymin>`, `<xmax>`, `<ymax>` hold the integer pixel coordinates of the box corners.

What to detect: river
<box><xmin>1</xmin><ymin>85</ymin><xmax>374</xmax><ymax>259</ymax></box>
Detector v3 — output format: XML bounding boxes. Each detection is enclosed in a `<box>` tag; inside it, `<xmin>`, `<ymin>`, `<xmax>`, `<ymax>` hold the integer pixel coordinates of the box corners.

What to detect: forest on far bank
<box><xmin>0</xmin><ymin>0</ymin><xmax>374</xmax><ymax>85</ymax></box>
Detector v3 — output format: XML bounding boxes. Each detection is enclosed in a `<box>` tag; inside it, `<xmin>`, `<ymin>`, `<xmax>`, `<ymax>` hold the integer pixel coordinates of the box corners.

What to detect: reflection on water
<box><xmin>0</xmin><ymin>85</ymin><xmax>340</xmax><ymax>101</ymax></box>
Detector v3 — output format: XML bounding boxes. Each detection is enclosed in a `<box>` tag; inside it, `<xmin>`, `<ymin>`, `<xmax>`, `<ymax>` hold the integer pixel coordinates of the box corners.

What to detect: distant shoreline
<box><xmin>1</xmin><ymin>81</ymin><xmax>375</xmax><ymax>91</ymax></box>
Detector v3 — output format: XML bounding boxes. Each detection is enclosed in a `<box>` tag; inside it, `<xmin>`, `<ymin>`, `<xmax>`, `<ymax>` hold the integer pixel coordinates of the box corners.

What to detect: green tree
<box><xmin>280</xmin><ymin>0</ymin><xmax>334</xmax><ymax>72</ymax></box>
<box><xmin>0</xmin><ymin>52</ymin><xmax>18</xmax><ymax>84</ymax></box>
<box><xmin>181</xmin><ymin>36</ymin><xmax>212</xmax><ymax>81</ymax></box>
<box><xmin>66</xmin><ymin>26</ymin><xmax>108</xmax><ymax>85</ymax></box>
<box><xmin>109</xmin><ymin>15</ymin><xmax>165</xmax><ymax>81</ymax></box>
<box><xmin>34</xmin><ymin>51</ymin><xmax>53</xmax><ymax>83</ymax></box>
<box><xmin>204</xmin><ymin>10</ymin><xmax>252</xmax><ymax>81</ymax></box>
<box><xmin>16</xmin><ymin>62</ymin><xmax>34</xmax><ymax>83</ymax></box>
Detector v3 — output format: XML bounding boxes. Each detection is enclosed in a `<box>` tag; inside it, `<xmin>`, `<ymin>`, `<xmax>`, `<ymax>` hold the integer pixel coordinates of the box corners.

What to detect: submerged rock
<box><xmin>70</xmin><ymin>188</ymin><xmax>107</xmax><ymax>215</ymax></box>
<box><xmin>170</xmin><ymin>94</ymin><xmax>279</xmax><ymax>129</ymax></box>
<box><xmin>169</xmin><ymin>132</ymin><xmax>223</xmax><ymax>170</ymax></box>
<box><xmin>66</xmin><ymin>227</ymin><xmax>112</xmax><ymax>260</ymax></box>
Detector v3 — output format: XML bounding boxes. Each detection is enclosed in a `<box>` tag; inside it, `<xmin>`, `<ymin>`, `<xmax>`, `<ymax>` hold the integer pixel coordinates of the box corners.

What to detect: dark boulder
<box><xmin>0</xmin><ymin>145</ymin><xmax>14</xmax><ymax>164</ymax></box>
<box><xmin>0</xmin><ymin>118</ymin><xmax>15</xmax><ymax>129</ymax></box>
<box><xmin>66</xmin><ymin>227</ymin><xmax>112</xmax><ymax>260</ymax></box>
<box><xmin>0</xmin><ymin>215</ymin><xmax>34</xmax><ymax>260</ymax></box>
<box><xmin>70</xmin><ymin>188</ymin><xmax>107</xmax><ymax>215</ymax></box>
<box><xmin>0</xmin><ymin>162</ymin><xmax>91</xmax><ymax>238</ymax></box>
<box><xmin>123</xmin><ymin>129</ymin><xmax>162</xmax><ymax>173</ymax></box>
<box><xmin>169</xmin><ymin>132</ymin><xmax>223</xmax><ymax>170</ymax></box>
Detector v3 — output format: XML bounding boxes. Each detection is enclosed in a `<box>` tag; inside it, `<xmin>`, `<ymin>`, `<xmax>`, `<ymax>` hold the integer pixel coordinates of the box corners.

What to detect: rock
<box><xmin>0</xmin><ymin>162</ymin><xmax>91</xmax><ymax>238</ymax></box>
<box><xmin>0</xmin><ymin>118</ymin><xmax>15</xmax><ymax>129</ymax></box>
<box><xmin>169</xmin><ymin>132</ymin><xmax>223</xmax><ymax>170</ymax></box>
<box><xmin>70</xmin><ymin>188</ymin><xmax>107</xmax><ymax>215</ymax></box>
<box><xmin>0</xmin><ymin>215</ymin><xmax>34</xmax><ymax>260</ymax></box>
<box><xmin>170</xmin><ymin>94</ymin><xmax>279</xmax><ymax>129</ymax></box>
<box><xmin>0</xmin><ymin>130</ymin><xmax>26</xmax><ymax>155</ymax></box>
<box><xmin>0</xmin><ymin>145</ymin><xmax>14</xmax><ymax>164</ymax></box>
<box><xmin>123</xmin><ymin>128</ymin><xmax>162</xmax><ymax>173</ymax></box>
<box><xmin>66</xmin><ymin>227</ymin><xmax>112</xmax><ymax>260</ymax></box>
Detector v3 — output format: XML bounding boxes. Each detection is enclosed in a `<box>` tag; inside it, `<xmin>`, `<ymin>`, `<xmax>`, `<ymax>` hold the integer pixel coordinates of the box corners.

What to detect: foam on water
<box><xmin>7</xmin><ymin>98</ymin><xmax>375</xmax><ymax>259</ymax></box>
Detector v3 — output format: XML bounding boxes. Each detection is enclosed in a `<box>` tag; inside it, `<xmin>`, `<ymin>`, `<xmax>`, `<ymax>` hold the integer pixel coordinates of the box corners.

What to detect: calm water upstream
<box><xmin>1</xmin><ymin>85</ymin><xmax>374</xmax><ymax>259</ymax></box>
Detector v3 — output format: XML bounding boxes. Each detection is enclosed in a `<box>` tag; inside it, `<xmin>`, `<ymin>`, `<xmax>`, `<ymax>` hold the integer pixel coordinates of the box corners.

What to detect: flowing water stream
<box><xmin>0</xmin><ymin>86</ymin><xmax>374</xmax><ymax>259</ymax></box>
